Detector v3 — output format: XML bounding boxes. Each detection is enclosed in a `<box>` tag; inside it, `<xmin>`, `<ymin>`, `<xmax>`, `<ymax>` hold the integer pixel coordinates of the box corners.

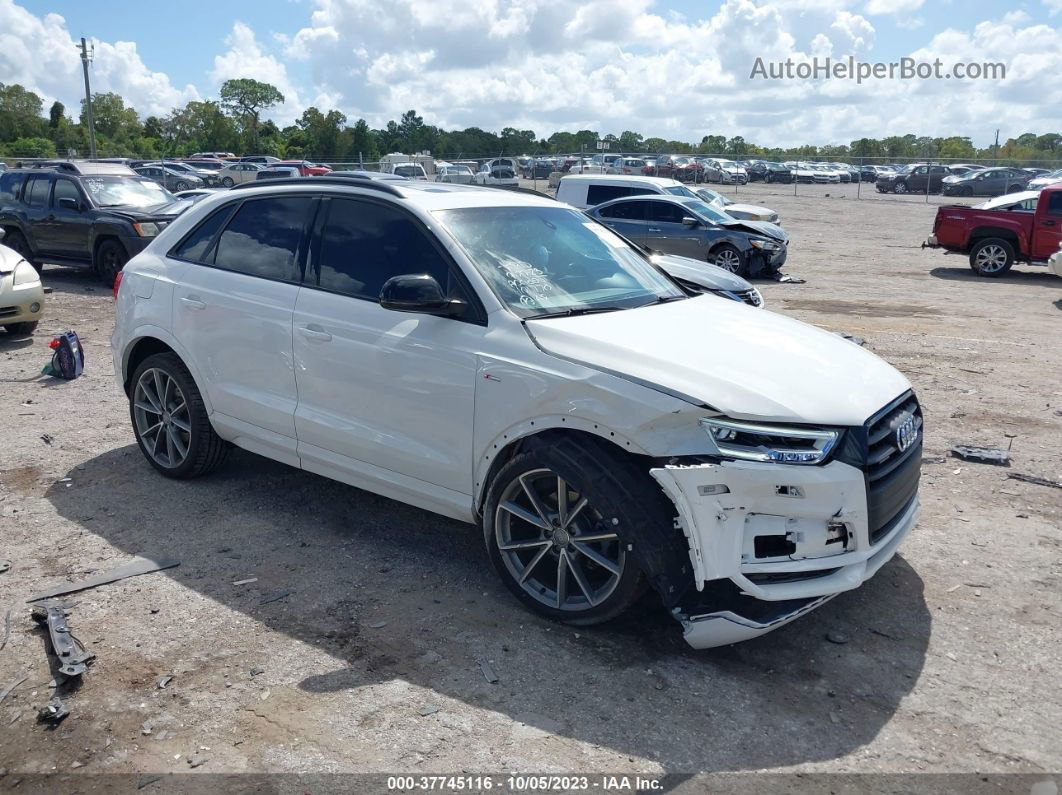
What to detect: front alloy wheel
<box><xmin>494</xmin><ymin>468</ymin><xmax>625</xmax><ymax>613</ymax></box>
<box><xmin>893</xmin><ymin>181</ymin><xmax>908</xmax><ymax>194</ymax></box>
<box><xmin>713</xmin><ymin>244</ymin><xmax>746</xmax><ymax>275</ymax></box>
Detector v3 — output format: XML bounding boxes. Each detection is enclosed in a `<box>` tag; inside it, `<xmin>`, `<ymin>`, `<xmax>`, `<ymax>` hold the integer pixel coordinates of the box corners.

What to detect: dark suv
<box><xmin>0</xmin><ymin>162</ymin><xmax>185</xmax><ymax>285</ymax></box>
<box><xmin>875</xmin><ymin>164</ymin><xmax>951</xmax><ymax>194</ymax></box>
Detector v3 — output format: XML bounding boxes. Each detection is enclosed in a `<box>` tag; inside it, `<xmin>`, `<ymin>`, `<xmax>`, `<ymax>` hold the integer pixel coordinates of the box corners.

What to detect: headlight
<box><xmin>700</xmin><ymin>417</ymin><xmax>840</xmax><ymax>465</ymax></box>
<box><xmin>133</xmin><ymin>222</ymin><xmax>164</xmax><ymax>237</ymax></box>
<box><xmin>12</xmin><ymin>260</ymin><xmax>40</xmax><ymax>286</ymax></box>
<box><xmin>749</xmin><ymin>238</ymin><xmax>781</xmax><ymax>251</ymax></box>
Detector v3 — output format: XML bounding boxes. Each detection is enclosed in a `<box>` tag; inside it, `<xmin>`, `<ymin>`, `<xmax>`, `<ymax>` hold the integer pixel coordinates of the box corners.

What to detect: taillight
<box><xmin>113</xmin><ymin>270</ymin><xmax>124</xmax><ymax>300</ymax></box>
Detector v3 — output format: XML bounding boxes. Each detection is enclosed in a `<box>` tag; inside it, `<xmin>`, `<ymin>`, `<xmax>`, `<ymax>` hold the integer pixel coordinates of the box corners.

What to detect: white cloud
<box><xmin>0</xmin><ymin>0</ymin><xmax>198</xmax><ymax>118</ymax></box>
<box><xmin>866</xmin><ymin>0</ymin><xmax>923</xmax><ymax>14</ymax></box>
<box><xmin>210</xmin><ymin>22</ymin><xmax>304</xmax><ymax>124</ymax></box>
<box><xmin>830</xmin><ymin>11</ymin><xmax>875</xmax><ymax>53</ymax></box>
<box><xmin>1043</xmin><ymin>0</ymin><xmax>1062</xmax><ymax>16</ymax></box>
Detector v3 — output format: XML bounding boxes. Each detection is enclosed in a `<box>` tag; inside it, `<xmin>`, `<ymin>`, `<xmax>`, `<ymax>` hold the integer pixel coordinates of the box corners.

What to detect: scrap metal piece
<box><xmin>0</xmin><ymin>675</ymin><xmax>28</xmax><ymax>706</ymax></box>
<box><xmin>37</xmin><ymin>696</ymin><xmax>69</xmax><ymax>723</ymax></box>
<box><xmin>1007</xmin><ymin>472</ymin><xmax>1062</xmax><ymax>490</ymax></box>
<box><xmin>949</xmin><ymin>445</ymin><xmax>1011</xmax><ymax>466</ymax></box>
<box><xmin>26</xmin><ymin>557</ymin><xmax>179</xmax><ymax>603</ymax></box>
<box><xmin>31</xmin><ymin>602</ymin><xmax>95</xmax><ymax>678</ymax></box>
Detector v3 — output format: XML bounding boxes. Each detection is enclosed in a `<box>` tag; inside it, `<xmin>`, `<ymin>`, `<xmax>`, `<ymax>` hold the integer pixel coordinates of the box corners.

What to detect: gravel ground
<box><xmin>0</xmin><ymin>183</ymin><xmax>1059</xmax><ymax>784</ymax></box>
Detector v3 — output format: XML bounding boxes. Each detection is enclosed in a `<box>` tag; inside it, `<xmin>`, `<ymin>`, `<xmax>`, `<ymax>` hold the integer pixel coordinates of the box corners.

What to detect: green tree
<box><xmin>219</xmin><ymin>78</ymin><xmax>284</xmax><ymax>151</ymax></box>
<box><xmin>298</xmin><ymin>107</ymin><xmax>347</xmax><ymax>161</ymax></box>
<box><xmin>0</xmin><ymin>83</ymin><xmax>46</xmax><ymax>141</ymax></box>
<box><xmin>48</xmin><ymin>101</ymin><xmax>65</xmax><ymax>129</ymax></box>
<box><xmin>617</xmin><ymin>130</ymin><xmax>643</xmax><ymax>151</ymax></box>
<box><xmin>5</xmin><ymin>136</ymin><xmax>57</xmax><ymax>158</ymax></box>
<box><xmin>80</xmin><ymin>92</ymin><xmax>142</xmax><ymax>142</ymax></box>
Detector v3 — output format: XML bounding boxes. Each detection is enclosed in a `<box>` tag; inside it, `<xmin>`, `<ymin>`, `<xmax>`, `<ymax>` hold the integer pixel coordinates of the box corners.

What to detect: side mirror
<box><xmin>681</xmin><ymin>216</ymin><xmax>700</xmax><ymax>226</ymax></box>
<box><xmin>379</xmin><ymin>274</ymin><xmax>465</xmax><ymax>318</ymax></box>
<box><xmin>58</xmin><ymin>197</ymin><xmax>81</xmax><ymax>211</ymax></box>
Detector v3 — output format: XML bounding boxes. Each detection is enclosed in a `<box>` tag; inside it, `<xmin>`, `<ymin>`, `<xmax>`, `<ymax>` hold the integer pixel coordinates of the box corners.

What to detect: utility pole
<box><xmin>78</xmin><ymin>37</ymin><xmax>97</xmax><ymax>158</ymax></box>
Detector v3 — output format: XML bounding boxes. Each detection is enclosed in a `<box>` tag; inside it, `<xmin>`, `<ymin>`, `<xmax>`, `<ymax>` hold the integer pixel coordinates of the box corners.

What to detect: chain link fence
<box><xmin>5</xmin><ymin>151</ymin><xmax>1060</xmax><ymax>203</ymax></box>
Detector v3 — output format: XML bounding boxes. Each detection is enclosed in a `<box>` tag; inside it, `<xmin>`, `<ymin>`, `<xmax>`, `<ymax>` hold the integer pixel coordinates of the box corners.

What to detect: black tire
<box><xmin>893</xmin><ymin>181</ymin><xmax>908</xmax><ymax>194</ymax></box>
<box><xmin>175</xmin><ymin>180</ymin><xmax>189</xmax><ymax>192</ymax></box>
<box><xmin>483</xmin><ymin>437</ymin><xmax>669</xmax><ymax>626</ymax></box>
<box><xmin>129</xmin><ymin>352</ymin><xmax>230</xmax><ymax>479</ymax></box>
<box><xmin>968</xmin><ymin>238</ymin><xmax>1015</xmax><ymax>277</ymax></box>
<box><xmin>3</xmin><ymin>321</ymin><xmax>38</xmax><ymax>335</ymax></box>
<box><xmin>95</xmin><ymin>239</ymin><xmax>128</xmax><ymax>287</ymax></box>
<box><xmin>3</xmin><ymin>229</ymin><xmax>37</xmax><ymax>270</ymax></box>
<box><xmin>221</xmin><ymin>176</ymin><xmax>234</xmax><ymax>187</ymax></box>
<box><xmin>764</xmin><ymin>173</ymin><xmax>773</xmax><ymax>184</ymax></box>
<box><xmin>711</xmin><ymin>243</ymin><xmax>748</xmax><ymax>277</ymax></box>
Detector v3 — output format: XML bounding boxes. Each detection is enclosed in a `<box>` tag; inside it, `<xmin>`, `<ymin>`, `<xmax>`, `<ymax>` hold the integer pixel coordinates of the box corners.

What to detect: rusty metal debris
<box><xmin>1007</xmin><ymin>472</ymin><xmax>1062</xmax><ymax>490</ymax></box>
<box><xmin>949</xmin><ymin>445</ymin><xmax>1011</xmax><ymax>466</ymax></box>
<box><xmin>32</xmin><ymin>602</ymin><xmax>95</xmax><ymax>678</ymax></box>
<box><xmin>26</xmin><ymin>557</ymin><xmax>179</xmax><ymax>604</ymax></box>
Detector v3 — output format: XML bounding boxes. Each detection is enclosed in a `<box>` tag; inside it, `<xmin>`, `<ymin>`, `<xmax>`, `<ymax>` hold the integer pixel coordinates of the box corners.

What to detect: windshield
<box><xmin>394</xmin><ymin>166</ymin><xmax>425</xmax><ymax>177</ymax></box>
<box><xmin>664</xmin><ymin>185</ymin><xmax>696</xmax><ymax>197</ymax></box>
<box><xmin>83</xmin><ymin>177</ymin><xmax>173</xmax><ymax>208</ymax></box>
<box><xmin>681</xmin><ymin>200</ymin><xmax>732</xmax><ymax>224</ymax></box>
<box><xmin>434</xmin><ymin>206</ymin><xmax>685</xmax><ymax>318</ymax></box>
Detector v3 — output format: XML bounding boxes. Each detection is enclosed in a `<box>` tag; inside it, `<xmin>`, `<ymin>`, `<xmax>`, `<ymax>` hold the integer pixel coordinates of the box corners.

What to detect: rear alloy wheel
<box><xmin>969</xmin><ymin>238</ymin><xmax>1015</xmax><ymax>277</ymax></box>
<box><xmin>893</xmin><ymin>181</ymin><xmax>908</xmax><ymax>194</ymax></box>
<box><xmin>95</xmin><ymin>239</ymin><xmax>128</xmax><ymax>287</ymax></box>
<box><xmin>129</xmin><ymin>353</ymin><xmax>230</xmax><ymax>478</ymax></box>
<box><xmin>712</xmin><ymin>244</ymin><xmax>747</xmax><ymax>276</ymax></box>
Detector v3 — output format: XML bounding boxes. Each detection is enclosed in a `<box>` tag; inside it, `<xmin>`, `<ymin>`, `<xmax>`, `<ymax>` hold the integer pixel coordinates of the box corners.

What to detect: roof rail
<box><xmin>228</xmin><ymin>176</ymin><xmax>405</xmax><ymax>197</ymax></box>
<box><xmin>480</xmin><ymin>184</ymin><xmax>556</xmax><ymax>200</ymax></box>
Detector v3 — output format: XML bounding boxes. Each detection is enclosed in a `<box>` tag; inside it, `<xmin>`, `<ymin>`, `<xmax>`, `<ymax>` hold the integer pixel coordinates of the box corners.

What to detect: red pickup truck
<box><xmin>923</xmin><ymin>185</ymin><xmax>1062</xmax><ymax>276</ymax></box>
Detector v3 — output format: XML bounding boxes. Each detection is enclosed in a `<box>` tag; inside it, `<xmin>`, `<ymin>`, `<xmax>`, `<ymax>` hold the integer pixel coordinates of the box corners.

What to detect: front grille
<box><xmin>0</xmin><ymin>305</ymin><xmax>18</xmax><ymax>318</ymax></box>
<box><xmin>837</xmin><ymin>391</ymin><xmax>923</xmax><ymax>545</ymax></box>
<box><xmin>736</xmin><ymin>288</ymin><xmax>762</xmax><ymax>307</ymax></box>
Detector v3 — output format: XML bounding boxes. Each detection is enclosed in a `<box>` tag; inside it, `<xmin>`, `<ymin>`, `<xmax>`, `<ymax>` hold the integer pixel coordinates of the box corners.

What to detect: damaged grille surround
<box><xmin>649</xmin><ymin>391</ymin><xmax>922</xmax><ymax>648</ymax></box>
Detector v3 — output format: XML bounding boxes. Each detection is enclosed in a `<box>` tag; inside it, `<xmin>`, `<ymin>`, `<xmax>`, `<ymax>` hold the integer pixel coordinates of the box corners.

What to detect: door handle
<box><xmin>1043</xmin><ymin>220</ymin><xmax>1057</xmax><ymax>227</ymax></box>
<box><xmin>298</xmin><ymin>325</ymin><xmax>332</xmax><ymax>342</ymax></box>
<box><xmin>180</xmin><ymin>296</ymin><xmax>206</xmax><ymax>310</ymax></box>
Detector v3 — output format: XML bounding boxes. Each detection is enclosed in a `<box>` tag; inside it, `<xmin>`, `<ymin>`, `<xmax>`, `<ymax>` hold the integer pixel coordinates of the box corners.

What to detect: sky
<box><xmin>1</xmin><ymin>0</ymin><xmax>1059</xmax><ymax>148</ymax></box>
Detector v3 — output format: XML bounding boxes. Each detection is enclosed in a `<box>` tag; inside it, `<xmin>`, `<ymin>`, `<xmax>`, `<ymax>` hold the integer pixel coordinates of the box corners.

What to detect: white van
<box><xmin>556</xmin><ymin>174</ymin><xmax>695</xmax><ymax>209</ymax></box>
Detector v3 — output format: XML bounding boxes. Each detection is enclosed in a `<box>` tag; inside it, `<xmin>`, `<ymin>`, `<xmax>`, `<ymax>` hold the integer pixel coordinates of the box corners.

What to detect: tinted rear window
<box><xmin>25</xmin><ymin>176</ymin><xmax>51</xmax><ymax>207</ymax></box>
<box><xmin>0</xmin><ymin>172</ymin><xmax>25</xmax><ymax>203</ymax></box>
<box><xmin>172</xmin><ymin>204</ymin><xmax>237</xmax><ymax>263</ymax></box>
<box><xmin>586</xmin><ymin>184</ymin><xmax>633</xmax><ymax>205</ymax></box>
<box><xmin>212</xmin><ymin>197</ymin><xmax>315</xmax><ymax>281</ymax></box>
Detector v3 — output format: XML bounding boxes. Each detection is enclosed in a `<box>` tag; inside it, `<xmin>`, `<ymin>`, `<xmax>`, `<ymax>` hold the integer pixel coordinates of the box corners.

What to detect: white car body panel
<box><xmin>1049</xmin><ymin>244</ymin><xmax>1062</xmax><ymax>278</ymax></box>
<box><xmin>524</xmin><ymin>295</ymin><xmax>911</xmax><ymax>426</ymax></box>
<box><xmin>112</xmin><ymin>181</ymin><xmax>918</xmax><ymax>649</ymax></box>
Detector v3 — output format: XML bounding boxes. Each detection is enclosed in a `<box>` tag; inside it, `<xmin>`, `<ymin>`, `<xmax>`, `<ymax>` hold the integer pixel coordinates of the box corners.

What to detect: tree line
<box><xmin>1</xmin><ymin>78</ymin><xmax>1059</xmax><ymax>166</ymax></box>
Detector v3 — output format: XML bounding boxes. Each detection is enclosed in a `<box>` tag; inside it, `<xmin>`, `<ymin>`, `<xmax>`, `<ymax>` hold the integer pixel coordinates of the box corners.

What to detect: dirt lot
<box><xmin>1</xmin><ymin>184</ymin><xmax>1060</xmax><ymax>785</ymax></box>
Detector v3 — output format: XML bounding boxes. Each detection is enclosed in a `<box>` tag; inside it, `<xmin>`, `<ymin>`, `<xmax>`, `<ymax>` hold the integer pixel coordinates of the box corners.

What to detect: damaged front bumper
<box><xmin>651</xmin><ymin>459</ymin><xmax>918</xmax><ymax>649</ymax></box>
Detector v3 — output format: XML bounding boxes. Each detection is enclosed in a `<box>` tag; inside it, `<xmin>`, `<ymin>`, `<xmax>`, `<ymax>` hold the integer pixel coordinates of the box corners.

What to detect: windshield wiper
<box><xmin>527</xmin><ymin>305</ymin><xmax>629</xmax><ymax>320</ymax></box>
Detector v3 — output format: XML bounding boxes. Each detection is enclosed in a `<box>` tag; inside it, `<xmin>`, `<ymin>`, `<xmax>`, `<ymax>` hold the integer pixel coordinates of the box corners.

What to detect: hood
<box><xmin>103</xmin><ymin>201</ymin><xmax>190</xmax><ymax>222</ymax></box>
<box><xmin>0</xmin><ymin>243</ymin><xmax>25</xmax><ymax>273</ymax></box>
<box><xmin>651</xmin><ymin>253</ymin><xmax>753</xmax><ymax>293</ymax></box>
<box><xmin>525</xmin><ymin>295</ymin><xmax>910</xmax><ymax>426</ymax></box>
<box><xmin>725</xmin><ymin>203</ymin><xmax>776</xmax><ymax>220</ymax></box>
<box><xmin>723</xmin><ymin>218</ymin><xmax>786</xmax><ymax>241</ymax></box>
